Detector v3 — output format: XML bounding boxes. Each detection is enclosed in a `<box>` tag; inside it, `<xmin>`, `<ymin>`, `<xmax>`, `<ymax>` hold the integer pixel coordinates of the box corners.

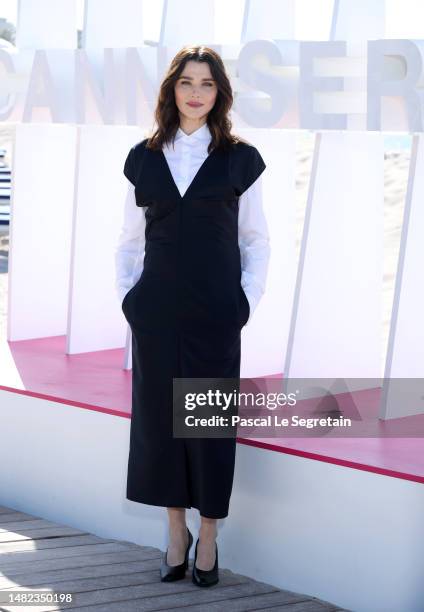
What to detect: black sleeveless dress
<box><xmin>122</xmin><ymin>137</ymin><xmax>266</xmax><ymax>518</ymax></box>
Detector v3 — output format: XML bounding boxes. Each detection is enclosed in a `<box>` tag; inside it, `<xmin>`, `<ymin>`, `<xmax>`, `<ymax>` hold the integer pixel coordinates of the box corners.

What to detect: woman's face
<box><xmin>174</xmin><ymin>60</ymin><xmax>218</xmax><ymax>123</ymax></box>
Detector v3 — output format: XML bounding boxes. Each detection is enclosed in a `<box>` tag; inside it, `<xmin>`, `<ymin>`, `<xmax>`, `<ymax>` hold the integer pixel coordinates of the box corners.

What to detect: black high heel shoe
<box><xmin>192</xmin><ymin>537</ymin><xmax>219</xmax><ymax>587</ymax></box>
<box><xmin>160</xmin><ymin>526</ymin><xmax>193</xmax><ymax>582</ymax></box>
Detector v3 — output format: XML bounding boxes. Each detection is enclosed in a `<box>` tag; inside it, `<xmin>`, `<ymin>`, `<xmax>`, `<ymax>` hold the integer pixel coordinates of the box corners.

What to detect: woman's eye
<box><xmin>180</xmin><ymin>81</ymin><xmax>213</xmax><ymax>87</ymax></box>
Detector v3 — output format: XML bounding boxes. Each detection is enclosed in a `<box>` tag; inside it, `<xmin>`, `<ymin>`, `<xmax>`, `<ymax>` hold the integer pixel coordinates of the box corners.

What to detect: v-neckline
<box><xmin>159</xmin><ymin>146</ymin><xmax>218</xmax><ymax>200</ymax></box>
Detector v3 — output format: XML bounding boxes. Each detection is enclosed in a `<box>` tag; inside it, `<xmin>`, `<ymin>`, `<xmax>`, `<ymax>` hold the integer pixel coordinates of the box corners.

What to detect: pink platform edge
<box><xmin>2</xmin><ymin>335</ymin><xmax>424</xmax><ymax>485</ymax></box>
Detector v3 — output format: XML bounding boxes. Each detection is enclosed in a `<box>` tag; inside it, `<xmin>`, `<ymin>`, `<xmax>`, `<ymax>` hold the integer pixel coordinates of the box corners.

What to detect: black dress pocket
<box><xmin>239</xmin><ymin>284</ymin><xmax>250</xmax><ymax>327</ymax></box>
<box><xmin>121</xmin><ymin>279</ymin><xmax>140</xmax><ymax>313</ymax></box>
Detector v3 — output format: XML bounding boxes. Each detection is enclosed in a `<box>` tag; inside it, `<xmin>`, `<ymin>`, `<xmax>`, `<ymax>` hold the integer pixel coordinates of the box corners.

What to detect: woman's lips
<box><xmin>187</xmin><ymin>102</ymin><xmax>203</xmax><ymax>107</ymax></box>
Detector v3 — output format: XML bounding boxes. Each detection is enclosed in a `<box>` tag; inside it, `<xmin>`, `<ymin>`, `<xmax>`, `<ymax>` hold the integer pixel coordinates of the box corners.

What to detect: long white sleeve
<box><xmin>238</xmin><ymin>173</ymin><xmax>271</xmax><ymax>326</ymax></box>
<box><xmin>114</xmin><ymin>179</ymin><xmax>146</xmax><ymax>304</ymax></box>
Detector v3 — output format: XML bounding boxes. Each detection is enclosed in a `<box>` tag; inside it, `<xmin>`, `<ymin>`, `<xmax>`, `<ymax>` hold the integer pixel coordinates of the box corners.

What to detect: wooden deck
<box><xmin>0</xmin><ymin>505</ymin><xmax>351</xmax><ymax>611</ymax></box>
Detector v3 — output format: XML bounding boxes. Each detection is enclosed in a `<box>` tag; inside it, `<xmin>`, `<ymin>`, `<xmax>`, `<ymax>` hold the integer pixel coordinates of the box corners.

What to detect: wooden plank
<box><xmin>164</xmin><ymin>592</ymin><xmax>335</xmax><ymax>611</ymax></box>
<box><xmin>0</xmin><ymin>542</ymin><xmax>152</xmax><ymax>575</ymax></box>
<box><xmin>0</xmin><ymin>579</ymin><xmax>277</xmax><ymax>612</ymax></box>
<box><xmin>0</xmin><ymin>557</ymin><xmax>238</xmax><ymax>587</ymax></box>
<box><xmin>0</xmin><ymin>567</ymin><xmax>248</xmax><ymax>598</ymax></box>
<box><xmin>0</xmin><ymin>535</ymin><xmax>128</xmax><ymax>556</ymax></box>
<box><xmin>0</xmin><ymin>519</ymin><xmax>85</xmax><ymax>532</ymax></box>
<box><xmin>274</xmin><ymin>601</ymin><xmax>340</xmax><ymax>611</ymax></box>
<box><xmin>0</xmin><ymin>579</ymin><xmax>309</xmax><ymax>611</ymax></box>
<box><xmin>0</xmin><ymin>556</ymin><xmax>166</xmax><ymax>588</ymax></box>
<box><xmin>167</xmin><ymin>593</ymin><xmax>308</xmax><ymax>611</ymax></box>
<box><xmin>0</xmin><ymin>556</ymin><xmax>244</xmax><ymax>585</ymax></box>
<box><xmin>0</xmin><ymin>512</ymin><xmax>43</xmax><ymax>524</ymax></box>
<box><xmin>0</xmin><ymin>506</ymin><xmax>21</xmax><ymax>515</ymax></box>
<box><xmin>0</xmin><ymin>526</ymin><xmax>88</xmax><ymax>543</ymax></box>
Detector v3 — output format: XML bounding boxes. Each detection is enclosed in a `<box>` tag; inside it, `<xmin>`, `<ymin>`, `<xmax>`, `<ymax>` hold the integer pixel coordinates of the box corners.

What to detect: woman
<box><xmin>115</xmin><ymin>45</ymin><xmax>270</xmax><ymax>587</ymax></box>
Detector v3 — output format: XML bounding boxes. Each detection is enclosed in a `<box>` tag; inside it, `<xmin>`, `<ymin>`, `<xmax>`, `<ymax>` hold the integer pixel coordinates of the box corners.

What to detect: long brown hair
<box><xmin>145</xmin><ymin>45</ymin><xmax>246</xmax><ymax>153</ymax></box>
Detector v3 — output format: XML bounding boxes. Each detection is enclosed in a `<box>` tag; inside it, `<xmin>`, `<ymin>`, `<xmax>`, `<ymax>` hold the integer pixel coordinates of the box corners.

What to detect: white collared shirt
<box><xmin>115</xmin><ymin>123</ymin><xmax>270</xmax><ymax>326</ymax></box>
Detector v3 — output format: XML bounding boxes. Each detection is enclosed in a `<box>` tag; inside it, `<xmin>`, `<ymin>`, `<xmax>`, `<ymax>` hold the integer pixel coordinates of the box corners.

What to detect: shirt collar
<box><xmin>175</xmin><ymin>122</ymin><xmax>211</xmax><ymax>144</ymax></box>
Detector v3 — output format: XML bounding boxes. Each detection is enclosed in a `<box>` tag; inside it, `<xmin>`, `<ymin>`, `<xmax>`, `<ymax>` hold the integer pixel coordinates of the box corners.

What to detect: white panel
<box><xmin>141</xmin><ymin>0</ymin><xmax>164</xmax><ymax>44</ymax></box>
<box><xmin>8</xmin><ymin>124</ymin><xmax>76</xmax><ymax>341</ymax></box>
<box><xmin>330</xmin><ymin>0</ymin><xmax>385</xmax><ymax>42</ymax></box>
<box><xmin>83</xmin><ymin>0</ymin><xmax>144</xmax><ymax>50</ymax></box>
<box><xmin>160</xmin><ymin>0</ymin><xmax>214</xmax><ymax>49</ymax></box>
<box><xmin>239</xmin><ymin>129</ymin><xmax>296</xmax><ymax>378</ymax></box>
<box><xmin>242</xmin><ymin>0</ymin><xmax>295</xmax><ymax>41</ymax></box>
<box><xmin>284</xmin><ymin>132</ymin><xmax>384</xmax><ymax>381</ymax></box>
<box><xmin>385</xmin><ymin>0</ymin><xmax>424</xmax><ymax>38</ymax></box>
<box><xmin>16</xmin><ymin>0</ymin><xmax>77</xmax><ymax>49</ymax></box>
<box><xmin>1</xmin><ymin>388</ymin><xmax>424</xmax><ymax>612</ymax></box>
<box><xmin>295</xmin><ymin>0</ymin><xmax>334</xmax><ymax>41</ymax></box>
<box><xmin>381</xmin><ymin>135</ymin><xmax>424</xmax><ymax>418</ymax></box>
<box><xmin>66</xmin><ymin>125</ymin><xmax>142</xmax><ymax>354</ymax></box>
<box><xmin>214</xmin><ymin>0</ymin><xmax>245</xmax><ymax>45</ymax></box>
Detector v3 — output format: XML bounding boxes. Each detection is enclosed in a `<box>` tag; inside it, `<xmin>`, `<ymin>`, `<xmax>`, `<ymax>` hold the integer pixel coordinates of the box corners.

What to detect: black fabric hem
<box><xmin>126</xmin><ymin>494</ymin><xmax>229</xmax><ymax>519</ymax></box>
